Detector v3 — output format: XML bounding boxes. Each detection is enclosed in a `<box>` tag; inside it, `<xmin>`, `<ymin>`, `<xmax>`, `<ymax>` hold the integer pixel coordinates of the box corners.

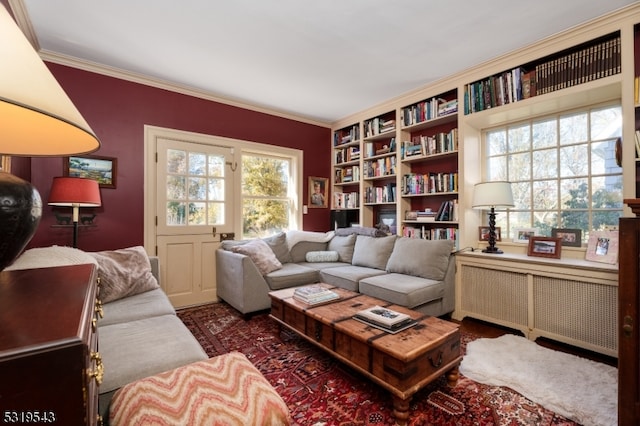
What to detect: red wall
<box><xmin>27</xmin><ymin>63</ymin><xmax>331</xmax><ymax>251</ymax></box>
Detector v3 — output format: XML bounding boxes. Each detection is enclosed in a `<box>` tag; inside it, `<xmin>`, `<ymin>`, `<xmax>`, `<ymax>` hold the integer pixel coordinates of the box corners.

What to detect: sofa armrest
<box><xmin>216</xmin><ymin>249</ymin><xmax>272</xmax><ymax>314</ymax></box>
<box><xmin>149</xmin><ymin>256</ymin><xmax>160</xmax><ymax>286</ymax></box>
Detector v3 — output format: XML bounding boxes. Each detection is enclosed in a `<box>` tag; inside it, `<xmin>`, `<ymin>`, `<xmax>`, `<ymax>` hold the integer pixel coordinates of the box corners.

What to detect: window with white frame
<box><xmin>484</xmin><ymin>102</ymin><xmax>623</xmax><ymax>245</ymax></box>
<box><xmin>241</xmin><ymin>152</ymin><xmax>296</xmax><ymax>239</ymax></box>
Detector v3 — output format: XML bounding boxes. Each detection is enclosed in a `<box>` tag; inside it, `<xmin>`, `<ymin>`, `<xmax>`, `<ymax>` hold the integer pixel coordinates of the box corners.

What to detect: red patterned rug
<box><xmin>177</xmin><ymin>302</ymin><xmax>581</xmax><ymax>426</ymax></box>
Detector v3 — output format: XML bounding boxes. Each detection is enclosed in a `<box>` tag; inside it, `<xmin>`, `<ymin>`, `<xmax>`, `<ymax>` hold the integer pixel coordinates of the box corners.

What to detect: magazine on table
<box><xmin>353</xmin><ymin>305</ymin><xmax>416</xmax><ymax>332</ymax></box>
<box><xmin>293</xmin><ymin>285</ymin><xmax>340</xmax><ymax>305</ymax></box>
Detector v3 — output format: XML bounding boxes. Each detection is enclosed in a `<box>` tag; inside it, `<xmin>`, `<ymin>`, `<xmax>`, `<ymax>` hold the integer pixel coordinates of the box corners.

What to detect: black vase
<box><xmin>0</xmin><ymin>171</ymin><xmax>42</xmax><ymax>271</ymax></box>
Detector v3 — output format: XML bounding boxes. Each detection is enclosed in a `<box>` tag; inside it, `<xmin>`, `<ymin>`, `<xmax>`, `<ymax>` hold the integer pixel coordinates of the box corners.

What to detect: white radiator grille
<box><xmin>461</xmin><ymin>266</ymin><xmax>528</xmax><ymax>326</ymax></box>
<box><xmin>533</xmin><ymin>276</ymin><xmax>618</xmax><ymax>352</ymax></box>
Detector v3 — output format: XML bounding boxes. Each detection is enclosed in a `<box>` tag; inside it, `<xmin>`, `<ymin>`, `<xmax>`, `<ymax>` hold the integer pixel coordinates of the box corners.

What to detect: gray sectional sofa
<box><xmin>6</xmin><ymin>245</ymin><xmax>208</xmax><ymax>421</ymax></box>
<box><xmin>216</xmin><ymin>229</ymin><xmax>456</xmax><ymax>317</ymax></box>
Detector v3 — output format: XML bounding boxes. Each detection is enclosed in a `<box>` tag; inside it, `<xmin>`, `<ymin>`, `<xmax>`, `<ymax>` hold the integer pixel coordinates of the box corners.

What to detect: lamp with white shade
<box><xmin>0</xmin><ymin>5</ymin><xmax>100</xmax><ymax>270</ymax></box>
<box><xmin>472</xmin><ymin>181</ymin><xmax>515</xmax><ymax>254</ymax></box>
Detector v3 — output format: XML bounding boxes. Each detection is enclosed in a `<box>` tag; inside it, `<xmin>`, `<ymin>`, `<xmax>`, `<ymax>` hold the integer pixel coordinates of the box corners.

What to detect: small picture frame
<box><xmin>527</xmin><ymin>236</ymin><xmax>562</xmax><ymax>259</ymax></box>
<box><xmin>308</xmin><ymin>177</ymin><xmax>328</xmax><ymax>208</ymax></box>
<box><xmin>64</xmin><ymin>155</ymin><xmax>117</xmax><ymax>188</ymax></box>
<box><xmin>478</xmin><ymin>226</ymin><xmax>501</xmax><ymax>241</ymax></box>
<box><xmin>378</xmin><ymin>210</ymin><xmax>397</xmax><ymax>234</ymax></box>
<box><xmin>513</xmin><ymin>227</ymin><xmax>538</xmax><ymax>243</ymax></box>
<box><xmin>551</xmin><ymin>228</ymin><xmax>582</xmax><ymax>247</ymax></box>
<box><xmin>585</xmin><ymin>230</ymin><xmax>619</xmax><ymax>264</ymax></box>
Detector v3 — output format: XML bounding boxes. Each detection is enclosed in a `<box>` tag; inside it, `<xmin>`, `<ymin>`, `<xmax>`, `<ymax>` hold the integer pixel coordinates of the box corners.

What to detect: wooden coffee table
<box><xmin>269</xmin><ymin>284</ymin><xmax>461</xmax><ymax>425</ymax></box>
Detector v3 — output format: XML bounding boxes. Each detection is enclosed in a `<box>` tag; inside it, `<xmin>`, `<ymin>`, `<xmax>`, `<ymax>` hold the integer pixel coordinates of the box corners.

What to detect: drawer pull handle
<box><xmin>92</xmin><ymin>317</ymin><xmax>97</xmax><ymax>332</ymax></box>
<box><xmin>429</xmin><ymin>351</ymin><xmax>443</xmax><ymax>368</ymax></box>
<box><xmin>95</xmin><ymin>299</ymin><xmax>104</xmax><ymax>318</ymax></box>
<box><xmin>89</xmin><ymin>352</ymin><xmax>104</xmax><ymax>385</ymax></box>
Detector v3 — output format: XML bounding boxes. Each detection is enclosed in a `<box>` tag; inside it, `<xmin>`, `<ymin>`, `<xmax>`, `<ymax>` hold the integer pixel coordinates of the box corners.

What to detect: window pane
<box><xmin>487</xmin><ymin>130</ymin><xmax>507</xmax><ymax>156</ymax></box>
<box><xmin>591</xmin><ymin>139</ymin><xmax>621</xmax><ymax>175</ymax></box>
<box><xmin>532</xmin><ymin>148</ymin><xmax>556</xmax><ymax>179</ymax></box>
<box><xmin>532</xmin><ymin>119</ymin><xmax>557</xmax><ymax>149</ymax></box>
<box><xmin>488</xmin><ymin>156</ymin><xmax>507</xmax><ymax>181</ymax></box>
<box><xmin>559</xmin><ymin>112</ymin><xmax>587</xmax><ymax>145</ymax></box>
<box><xmin>509</xmin><ymin>211</ymin><xmax>532</xmax><ymax>237</ymax></box>
<box><xmin>207</xmin><ymin>202</ymin><xmax>224</xmax><ymax>225</ymax></box>
<box><xmin>208</xmin><ymin>155</ymin><xmax>225</xmax><ymax>177</ymax></box>
<box><xmin>167</xmin><ymin>175</ymin><xmax>186</xmax><ymax>199</ymax></box>
<box><xmin>533</xmin><ymin>180</ymin><xmax>557</xmax><ymax>210</ymax></box>
<box><xmin>591</xmin><ymin>175</ymin><xmax>623</xmax><ymax>209</ymax></box>
<box><xmin>508</xmin><ymin>124</ymin><xmax>530</xmax><ymax>153</ymax></box>
<box><xmin>558</xmin><ymin>210</ymin><xmax>588</xmax><ymax>241</ymax></box>
<box><xmin>533</xmin><ymin>210</ymin><xmax>557</xmax><ymax>236</ymax></box>
<box><xmin>242</xmin><ymin>155</ymin><xmax>289</xmax><ymax>197</ymax></box>
<box><xmin>208</xmin><ymin>178</ymin><xmax>224</xmax><ymax>201</ymax></box>
<box><xmin>560</xmin><ymin>178</ymin><xmax>589</xmax><ymax>209</ymax></box>
<box><xmin>592</xmin><ymin>210</ymin><xmax>623</xmax><ymax>230</ymax></box>
<box><xmin>559</xmin><ymin>144</ymin><xmax>588</xmax><ymax>177</ymax></box>
<box><xmin>189</xmin><ymin>153</ymin><xmax>206</xmax><ymax>176</ymax></box>
<box><xmin>512</xmin><ymin>181</ymin><xmax>531</xmax><ymax>210</ymax></box>
<box><xmin>167</xmin><ymin>149</ymin><xmax>187</xmax><ymax>174</ymax></box>
<box><xmin>166</xmin><ymin>202</ymin><xmax>186</xmax><ymax>226</ymax></box>
<box><xmin>242</xmin><ymin>199</ymin><xmax>289</xmax><ymax>239</ymax></box>
<box><xmin>188</xmin><ymin>177</ymin><xmax>207</xmax><ymax>200</ymax></box>
<box><xmin>591</xmin><ymin>106</ymin><xmax>622</xmax><ymax>139</ymax></box>
<box><xmin>188</xmin><ymin>202</ymin><xmax>206</xmax><ymax>225</ymax></box>
<box><xmin>508</xmin><ymin>152</ymin><xmax>530</xmax><ymax>180</ymax></box>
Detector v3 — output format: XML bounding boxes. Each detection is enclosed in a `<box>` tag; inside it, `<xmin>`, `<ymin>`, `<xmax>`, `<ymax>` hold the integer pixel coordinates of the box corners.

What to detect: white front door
<box><xmin>145</xmin><ymin>127</ymin><xmax>236</xmax><ymax>308</ymax></box>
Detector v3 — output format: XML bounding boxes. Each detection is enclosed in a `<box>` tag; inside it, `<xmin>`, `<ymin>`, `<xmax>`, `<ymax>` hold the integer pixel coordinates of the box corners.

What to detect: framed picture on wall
<box><xmin>64</xmin><ymin>155</ymin><xmax>117</xmax><ymax>188</ymax></box>
<box><xmin>308</xmin><ymin>176</ymin><xmax>328</xmax><ymax>208</ymax></box>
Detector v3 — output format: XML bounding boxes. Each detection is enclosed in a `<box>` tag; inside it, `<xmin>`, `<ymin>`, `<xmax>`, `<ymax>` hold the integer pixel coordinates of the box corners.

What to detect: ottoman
<box><xmin>109</xmin><ymin>352</ymin><xmax>291</xmax><ymax>426</ymax></box>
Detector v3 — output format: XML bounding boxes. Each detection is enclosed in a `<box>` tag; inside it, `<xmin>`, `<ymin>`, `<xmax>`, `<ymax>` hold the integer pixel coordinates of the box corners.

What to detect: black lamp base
<box><xmin>482</xmin><ymin>246</ymin><xmax>504</xmax><ymax>254</ymax></box>
<box><xmin>483</xmin><ymin>208</ymin><xmax>504</xmax><ymax>254</ymax></box>
<box><xmin>0</xmin><ymin>171</ymin><xmax>42</xmax><ymax>270</ymax></box>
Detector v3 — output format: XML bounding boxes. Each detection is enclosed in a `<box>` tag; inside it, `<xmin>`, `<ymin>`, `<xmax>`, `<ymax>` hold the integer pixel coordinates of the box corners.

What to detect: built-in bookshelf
<box><xmin>332</xmin><ymin>124</ymin><xmax>361</xmax><ymax>213</ymax></box>
<box><xmin>464</xmin><ymin>31</ymin><xmax>621</xmax><ymax>115</ymax></box>
<box><xmin>329</xmin><ymin>5</ymin><xmax>639</xmax><ymax>249</ymax></box>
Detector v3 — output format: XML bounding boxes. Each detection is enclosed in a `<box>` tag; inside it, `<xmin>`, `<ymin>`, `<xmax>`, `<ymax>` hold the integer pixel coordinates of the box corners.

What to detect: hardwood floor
<box><xmin>454</xmin><ymin>316</ymin><xmax>618</xmax><ymax>368</ymax></box>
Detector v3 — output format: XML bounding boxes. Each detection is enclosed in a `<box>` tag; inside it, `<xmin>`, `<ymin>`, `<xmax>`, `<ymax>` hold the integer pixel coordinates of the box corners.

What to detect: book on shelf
<box><xmin>293</xmin><ymin>285</ymin><xmax>340</xmax><ymax>306</ymax></box>
<box><xmin>353</xmin><ymin>305</ymin><xmax>417</xmax><ymax>334</ymax></box>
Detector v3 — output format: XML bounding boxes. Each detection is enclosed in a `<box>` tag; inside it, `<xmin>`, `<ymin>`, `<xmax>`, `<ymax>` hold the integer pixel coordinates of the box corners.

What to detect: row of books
<box><xmin>364</xmin><ymin>117</ymin><xmax>396</xmax><ymax>138</ymax></box>
<box><xmin>405</xmin><ymin>209</ymin><xmax>437</xmax><ymax>222</ymax></box>
<box><xmin>334</xmin><ymin>165</ymin><xmax>360</xmax><ymax>184</ymax></box>
<box><xmin>464</xmin><ymin>34</ymin><xmax>620</xmax><ymax>114</ymax></box>
<box><xmin>333</xmin><ymin>125</ymin><xmax>360</xmax><ymax>147</ymax></box>
<box><xmin>363</xmin><ymin>138</ymin><xmax>396</xmax><ymax>159</ymax></box>
<box><xmin>353</xmin><ymin>305</ymin><xmax>417</xmax><ymax>334</ymax></box>
<box><xmin>333</xmin><ymin>191</ymin><xmax>359</xmax><ymax>209</ymax></box>
<box><xmin>400</xmin><ymin>97</ymin><xmax>458</xmax><ymax>127</ymax></box>
<box><xmin>401</xmin><ymin>129</ymin><xmax>458</xmax><ymax>159</ymax></box>
<box><xmin>293</xmin><ymin>286</ymin><xmax>340</xmax><ymax>306</ymax></box>
<box><xmin>363</xmin><ymin>156</ymin><xmax>396</xmax><ymax>179</ymax></box>
<box><xmin>402</xmin><ymin>226</ymin><xmax>459</xmax><ymax>245</ymax></box>
<box><xmin>364</xmin><ymin>183</ymin><xmax>396</xmax><ymax>204</ymax></box>
<box><xmin>335</xmin><ymin>145</ymin><xmax>360</xmax><ymax>164</ymax></box>
<box><xmin>401</xmin><ymin>172</ymin><xmax>458</xmax><ymax>195</ymax></box>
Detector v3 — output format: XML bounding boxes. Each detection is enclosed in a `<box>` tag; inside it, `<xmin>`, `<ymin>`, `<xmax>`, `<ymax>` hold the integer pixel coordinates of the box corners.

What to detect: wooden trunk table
<box><xmin>269</xmin><ymin>284</ymin><xmax>461</xmax><ymax>425</ymax></box>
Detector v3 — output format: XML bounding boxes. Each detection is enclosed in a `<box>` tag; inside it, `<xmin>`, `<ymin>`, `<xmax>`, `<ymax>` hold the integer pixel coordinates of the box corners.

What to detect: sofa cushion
<box><xmin>99</xmin><ymin>288</ymin><xmax>176</xmax><ymax>326</ymax></box>
<box><xmin>386</xmin><ymin>238</ymin><xmax>454</xmax><ymax>281</ymax></box>
<box><xmin>305</xmin><ymin>250</ymin><xmax>339</xmax><ymax>262</ymax></box>
<box><xmin>327</xmin><ymin>234</ymin><xmax>356</xmax><ymax>263</ymax></box>
<box><xmin>352</xmin><ymin>235</ymin><xmax>397</xmax><ymax>270</ymax></box>
<box><xmin>231</xmin><ymin>239</ymin><xmax>282</xmax><ymax>275</ymax></box>
<box><xmin>359</xmin><ymin>273</ymin><xmax>444</xmax><ymax>309</ymax></box>
<box><xmin>99</xmin><ymin>314</ymin><xmax>208</xmax><ymax>393</ymax></box>
<box><xmin>89</xmin><ymin>246</ymin><xmax>159</xmax><ymax>303</ymax></box>
<box><xmin>263</xmin><ymin>232</ymin><xmax>293</xmax><ymax>264</ymax></box>
<box><xmin>319</xmin><ymin>265</ymin><xmax>388</xmax><ymax>292</ymax></box>
<box><xmin>264</xmin><ymin>263</ymin><xmax>319</xmax><ymax>290</ymax></box>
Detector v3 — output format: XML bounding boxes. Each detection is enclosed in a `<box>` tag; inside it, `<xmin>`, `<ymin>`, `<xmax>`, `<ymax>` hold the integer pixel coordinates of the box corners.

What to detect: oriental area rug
<box><xmin>177</xmin><ymin>302</ymin><xmax>590</xmax><ymax>426</ymax></box>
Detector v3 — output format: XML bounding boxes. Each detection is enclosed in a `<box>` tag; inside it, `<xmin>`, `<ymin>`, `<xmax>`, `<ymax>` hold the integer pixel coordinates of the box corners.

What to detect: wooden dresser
<box><xmin>0</xmin><ymin>264</ymin><xmax>101</xmax><ymax>425</ymax></box>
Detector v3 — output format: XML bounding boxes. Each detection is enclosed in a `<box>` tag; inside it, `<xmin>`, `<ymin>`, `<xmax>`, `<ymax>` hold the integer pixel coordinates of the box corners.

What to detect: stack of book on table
<box><xmin>353</xmin><ymin>305</ymin><xmax>417</xmax><ymax>334</ymax></box>
<box><xmin>293</xmin><ymin>285</ymin><xmax>340</xmax><ymax>306</ymax></box>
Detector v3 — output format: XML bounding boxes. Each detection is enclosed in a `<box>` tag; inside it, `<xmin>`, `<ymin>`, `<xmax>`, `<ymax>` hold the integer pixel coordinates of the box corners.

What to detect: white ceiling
<box><xmin>13</xmin><ymin>0</ymin><xmax>640</xmax><ymax>125</ymax></box>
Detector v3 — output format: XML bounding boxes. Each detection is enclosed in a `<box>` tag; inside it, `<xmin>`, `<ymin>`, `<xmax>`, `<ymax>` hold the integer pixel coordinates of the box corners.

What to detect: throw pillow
<box><xmin>263</xmin><ymin>232</ymin><xmax>293</xmax><ymax>264</ymax></box>
<box><xmin>305</xmin><ymin>251</ymin><xmax>340</xmax><ymax>262</ymax></box>
<box><xmin>351</xmin><ymin>235</ymin><xmax>397</xmax><ymax>270</ymax></box>
<box><xmin>386</xmin><ymin>238</ymin><xmax>454</xmax><ymax>280</ymax></box>
<box><xmin>231</xmin><ymin>239</ymin><xmax>282</xmax><ymax>275</ymax></box>
<box><xmin>327</xmin><ymin>234</ymin><xmax>356</xmax><ymax>263</ymax></box>
<box><xmin>89</xmin><ymin>246</ymin><xmax>160</xmax><ymax>303</ymax></box>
